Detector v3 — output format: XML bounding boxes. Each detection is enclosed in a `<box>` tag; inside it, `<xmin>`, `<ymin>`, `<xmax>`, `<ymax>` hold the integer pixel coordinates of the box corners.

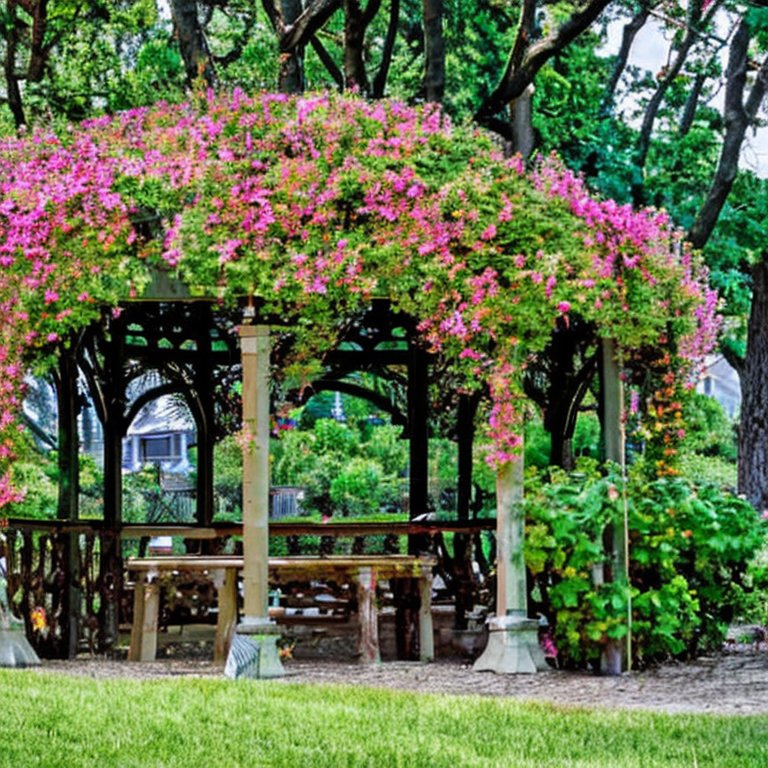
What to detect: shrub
<box><xmin>523</xmin><ymin>459</ymin><xmax>766</xmax><ymax>668</ymax></box>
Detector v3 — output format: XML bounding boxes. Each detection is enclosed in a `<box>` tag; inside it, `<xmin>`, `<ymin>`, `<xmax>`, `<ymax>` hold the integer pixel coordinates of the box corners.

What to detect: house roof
<box><xmin>127</xmin><ymin>395</ymin><xmax>195</xmax><ymax>436</ymax></box>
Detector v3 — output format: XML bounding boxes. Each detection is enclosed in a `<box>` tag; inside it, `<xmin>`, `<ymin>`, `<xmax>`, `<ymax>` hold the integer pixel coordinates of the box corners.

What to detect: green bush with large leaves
<box><xmin>524</xmin><ymin>460</ymin><xmax>766</xmax><ymax>669</ymax></box>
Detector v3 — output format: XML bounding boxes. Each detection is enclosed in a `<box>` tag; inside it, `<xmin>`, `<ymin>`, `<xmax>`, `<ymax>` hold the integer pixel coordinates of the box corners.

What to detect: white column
<box><xmin>226</xmin><ymin>322</ymin><xmax>283</xmax><ymax>679</ymax></box>
<box><xmin>239</xmin><ymin>324</ymin><xmax>271</xmax><ymax>623</ymax></box>
<box><xmin>474</xmin><ymin>443</ymin><xmax>547</xmax><ymax>674</ymax></box>
<box><xmin>601</xmin><ymin>337</ymin><xmax>629</xmax><ymax>674</ymax></box>
<box><xmin>495</xmin><ymin>456</ymin><xmax>527</xmax><ymax>616</ymax></box>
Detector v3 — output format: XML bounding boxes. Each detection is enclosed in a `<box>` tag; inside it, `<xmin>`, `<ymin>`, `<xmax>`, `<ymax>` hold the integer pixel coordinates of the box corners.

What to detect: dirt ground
<box><xmin>34</xmin><ymin>645</ymin><xmax>768</xmax><ymax>717</ymax></box>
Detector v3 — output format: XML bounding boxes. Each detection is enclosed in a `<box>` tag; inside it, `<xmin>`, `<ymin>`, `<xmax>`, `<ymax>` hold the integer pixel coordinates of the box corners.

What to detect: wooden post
<box><xmin>55</xmin><ymin>345</ymin><xmax>82</xmax><ymax>660</ymax></box>
<box><xmin>99</xmin><ymin>326</ymin><xmax>125</xmax><ymax>652</ymax></box>
<box><xmin>453</xmin><ymin>393</ymin><xmax>477</xmax><ymax>631</ymax></box>
<box><xmin>128</xmin><ymin>575</ymin><xmax>160</xmax><ymax>662</ymax></box>
<box><xmin>418</xmin><ymin>568</ymin><xmax>435</xmax><ymax>661</ymax></box>
<box><xmin>395</xmin><ymin>344</ymin><xmax>430</xmax><ymax>660</ymax></box>
<box><xmin>357</xmin><ymin>567</ymin><xmax>380</xmax><ymax>664</ymax></box>
<box><xmin>601</xmin><ymin>338</ymin><xmax>628</xmax><ymax>674</ymax></box>
<box><xmin>213</xmin><ymin>568</ymin><xmax>238</xmax><ymax>664</ymax></box>
<box><xmin>195</xmin><ymin>305</ymin><xmax>216</xmax><ymax>529</ymax></box>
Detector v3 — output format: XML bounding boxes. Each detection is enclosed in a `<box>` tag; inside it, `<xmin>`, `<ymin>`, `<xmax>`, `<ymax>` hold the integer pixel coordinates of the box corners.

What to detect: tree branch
<box><xmin>688</xmin><ymin>18</ymin><xmax>768</xmax><ymax>249</ymax></box>
<box><xmin>599</xmin><ymin>1</ymin><xmax>652</xmax><ymax>117</ymax></box>
<box><xmin>281</xmin><ymin>0</ymin><xmax>341</xmax><ymax>51</ymax></box>
<box><xmin>475</xmin><ymin>0</ymin><xmax>611</xmax><ymax>126</ymax></box>
<box><xmin>309</xmin><ymin>35</ymin><xmax>344</xmax><ymax>86</ymax></box>
<box><xmin>633</xmin><ymin>0</ymin><xmax>722</xmax><ymax>200</ymax></box>
<box><xmin>371</xmin><ymin>0</ymin><xmax>399</xmax><ymax>98</ymax></box>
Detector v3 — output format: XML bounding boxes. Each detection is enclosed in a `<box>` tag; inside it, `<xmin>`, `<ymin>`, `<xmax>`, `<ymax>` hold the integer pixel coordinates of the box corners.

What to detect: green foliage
<box><xmin>532</xmin><ymin>32</ymin><xmax>613</xmax><ymax>168</ymax></box>
<box><xmin>441</xmin><ymin>0</ymin><xmax>515</xmax><ymax>119</ymax></box>
<box><xmin>6</xmin><ymin>457</ymin><xmax>57</xmax><ymax>520</ymax></box>
<box><xmin>676</xmin><ymin>454</ymin><xmax>737</xmax><ymax>490</ymax></box>
<box><xmin>121</xmin><ymin>464</ymin><xmax>163</xmax><ymax>524</ymax></box>
<box><xmin>678</xmin><ymin>393</ymin><xmax>737</xmax><ymax>462</ymax></box>
<box><xmin>18</xmin><ymin>1</ymin><xmax>188</xmax><ymax>121</ymax></box>
<box><xmin>213</xmin><ymin>435</ymin><xmax>244</xmax><ymax>521</ymax></box>
<box><xmin>7</xmin><ymin>446</ymin><xmax>104</xmax><ymax>521</ymax></box>
<box><xmin>523</xmin><ymin>411</ymin><xmax>601</xmax><ymax>470</ymax></box>
<box><xmin>272</xmin><ymin>414</ymin><xmax>408</xmax><ymax>518</ymax></box>
<box><xmin>524</xmin><ymin>460</ymin><xmax>766</xmax><ymax>668</ymax></box>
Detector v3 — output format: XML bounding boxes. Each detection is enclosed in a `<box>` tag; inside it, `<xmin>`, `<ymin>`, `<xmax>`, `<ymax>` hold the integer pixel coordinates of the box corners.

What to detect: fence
<box><xmin>1</xmin><ymin>517</ymin><xmax>496</xmax><ymax>659</ymax></box>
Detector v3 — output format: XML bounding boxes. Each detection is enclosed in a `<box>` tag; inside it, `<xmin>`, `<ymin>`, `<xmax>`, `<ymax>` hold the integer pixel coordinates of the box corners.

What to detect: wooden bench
<box><xmin>126</xmin><ymin>555</ymin><xmax>436</xmax><ymax>665</ymax></box>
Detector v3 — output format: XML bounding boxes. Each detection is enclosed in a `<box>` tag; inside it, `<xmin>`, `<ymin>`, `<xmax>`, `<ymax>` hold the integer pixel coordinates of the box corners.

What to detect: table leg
<box><xmin>129</xmin><ymin>577</ymin><xmax>160</xmax><ymax>662</ymax></box>
<box><xmin>356</xmin><ymin>567</ymin><xmax>380</xmax><ymax>664</ymax></box>
<box><xmin>418</xmin><ymin>571</ymin><xmax>434</xmax><ymax>662</ymax></box>
<box><xmin>213</xmin><ymin>568</ymin><xmax>238</xmax><ymax>664</ymax></box>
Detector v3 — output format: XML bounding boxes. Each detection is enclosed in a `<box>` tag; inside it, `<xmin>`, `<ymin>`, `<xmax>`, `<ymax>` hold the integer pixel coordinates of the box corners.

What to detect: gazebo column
<box><xmin>98</xmin><ymin>331</ymin><xmax>125</xmax><ymax>651</ymax></box>
<box><xmin>600</xmin><ymin>338</ymin><xmax>628</xmax><ymax>674</ymax></box>
<box><xmin>474</xmin><ymin>448</ymin><xmax>547</xmax><ymax>674</ymax></box>
<box><xmin>394</xmin><ymin>344</ymin><xmax>429</xmax><ymax>661</ymax></box>
<box><xmin>453</xmin><ymin>393</ymin><xmax>477</xmax><ymax>632</ymax></box>
<box><xmin>194</xmin><ymin>307</ymin><xmax>216</xmax><ymax>529</ymax></box>
<box><xmin>225</xmin><ymin>323</ymin><xmax>283</xmax><ymax>679</ymax></box>
<box><xmin>55</xmin><ymin>345</ymin><xmax>81</xmax><ymax>660</ymax></box>
<box><xmin>408</xmin><ymin>345</ymin><xmax>429</xmax><ymax>519</ymax></box>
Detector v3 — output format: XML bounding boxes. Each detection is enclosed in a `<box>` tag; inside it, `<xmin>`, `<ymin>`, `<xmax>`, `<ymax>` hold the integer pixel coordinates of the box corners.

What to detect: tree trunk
<box><xmin>26</xmin><ymin>0</ymin><xmax>49</xmax><ymax>82</ymax></box>
<box><xmin>509</xmin><ymin>85</ymin><xmax>535</xmax><ymax>159</ymax></box>
<box><xmin>475</xmin><ymin>0</ymin><xmax>610</xmax><ymax>138</ymax></box>
<box><xmin>738</xmin><ymin>258</ymin><xmax>768</xmax><ymax>510</ymax></box>
<box><xmin>279</xmin><ymin>0</ymin><xmax>305</xmax><ymax>92</ymax></box>
<box><xmin>679</xmin><ymin>71</ymin><xmax>706</xmax><ymax>138</ymax></box>
<box><xmin>688</xmin><ymin>18</ymin><xmax>768</xmax><ymax>249</ymax></box>
<box><xmin>631</xmin><ymin>0</ymin><xmax>716</xmax><ymax>206</ymax></box>
<box><xmin>343</xmin><ymin>0</ymin><xmax>370</xmax><ymax>93</ymax></box>
<box><xmin>523</xmin><ymin>319</ymin><xmax>598</xmax><ymax>469</ymax></box>
<box><xmin>170</xmin><ymin>0</ymin><xmax>216</xmax><ymax>88</ymax></box>
<box><xmin>422</xmin><ymin>0</ymin><xmax>444</xmax><ymax>103</ymax></box>
<box><xmin>371</xmin><ymin>0</ymin><xmax>399</xmax><ymax>98</ymax></box>
<box><xmin>4</xmin><ymin>0</ymin><xmax>26</xmax><ymax>127</ymax></box>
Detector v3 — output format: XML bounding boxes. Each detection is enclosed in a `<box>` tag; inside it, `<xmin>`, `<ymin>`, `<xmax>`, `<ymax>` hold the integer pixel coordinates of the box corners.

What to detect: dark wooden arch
<box><xmin>48</xmin><ymin>294</ymin><xmax>457</xmax><ymax>656</ymax></box>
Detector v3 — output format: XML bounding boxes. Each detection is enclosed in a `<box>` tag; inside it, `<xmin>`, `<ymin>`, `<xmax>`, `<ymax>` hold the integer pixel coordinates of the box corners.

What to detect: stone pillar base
<box><xmin>473</xmin><ymin>614</ymin><xmax>548</xmax><ymax>674</ymax></box>
<box><xmin>601</xmin><ymin>639</ymin><xmax>626</xmax><ymax>676</ymax></box>
<box><xmin>224</xmin><ymin>619</ymin><xmax>284</xmax><ymax>680</ymax></box>
<box><xmin>0</xmin><ymin>627</ymin><xmax>41</xmax><ymax>668</ymax></box>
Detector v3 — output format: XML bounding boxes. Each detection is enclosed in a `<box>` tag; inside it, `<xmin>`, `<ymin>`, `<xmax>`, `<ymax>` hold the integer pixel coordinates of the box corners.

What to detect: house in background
<box><xmin>122</xmin><ymin>396</ymin><xmax>196</xmax><ymax>475</ymax></box>
<box><xmin>697</xmin><ymin>355</ymin><xmax>741</xmax><ymax>419</ymax></box>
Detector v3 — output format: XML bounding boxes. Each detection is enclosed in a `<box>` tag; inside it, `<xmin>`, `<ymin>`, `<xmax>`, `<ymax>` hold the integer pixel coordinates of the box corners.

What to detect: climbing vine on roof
<box><xmin>0</xmin><ymin>90</ymin><xmax>719</xmax><ymax>508</ymax></box>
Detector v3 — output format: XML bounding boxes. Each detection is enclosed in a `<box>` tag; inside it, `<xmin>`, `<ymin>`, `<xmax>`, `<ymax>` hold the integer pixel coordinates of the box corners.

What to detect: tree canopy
<box><xmin>0</xmin><ymin>89</ymin><xmax>717</xmax><ymax>509</ymax></box>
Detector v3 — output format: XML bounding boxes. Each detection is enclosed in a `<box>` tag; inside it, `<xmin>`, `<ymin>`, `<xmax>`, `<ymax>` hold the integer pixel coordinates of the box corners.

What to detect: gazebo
<box><xmin>0</xmin><ymin>91</ymin><xmax>717</xmax><ymax>674</ymax></box>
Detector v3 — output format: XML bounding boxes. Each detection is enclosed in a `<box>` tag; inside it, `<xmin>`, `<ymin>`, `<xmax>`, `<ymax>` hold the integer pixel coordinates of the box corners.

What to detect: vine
<box><xmin>0</xmin><ymin>90</ymin><xmax>718</xmax><ymax>507</ymax></box>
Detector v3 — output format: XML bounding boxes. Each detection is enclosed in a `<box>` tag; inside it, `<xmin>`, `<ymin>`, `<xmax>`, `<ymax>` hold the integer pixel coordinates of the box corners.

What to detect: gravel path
<box><xmin>35</xmin><ymin>647</ymin><xmax>768</xmax><ymax>716</ymax></box>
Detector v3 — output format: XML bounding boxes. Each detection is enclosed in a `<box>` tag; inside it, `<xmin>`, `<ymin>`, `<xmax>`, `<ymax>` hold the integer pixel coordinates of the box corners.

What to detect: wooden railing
<box><xmin>1</xmin><ymin>517</ymin><xmax>496</xmax><ymax>658</ymax></box>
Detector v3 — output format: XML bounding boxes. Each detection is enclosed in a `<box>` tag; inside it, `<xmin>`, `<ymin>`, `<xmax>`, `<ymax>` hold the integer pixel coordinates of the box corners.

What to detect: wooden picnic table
<box><xmin>126</xmin><ymin>554</ymin><xmax>436</xmax><ymax>665</ymax></box>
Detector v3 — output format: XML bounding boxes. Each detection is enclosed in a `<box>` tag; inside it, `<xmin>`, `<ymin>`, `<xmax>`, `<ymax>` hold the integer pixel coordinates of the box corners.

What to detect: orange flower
<box><xmin>30</xmin><ymin>606</ymin><xmax>47</xmax><ymax>632</ymax></box>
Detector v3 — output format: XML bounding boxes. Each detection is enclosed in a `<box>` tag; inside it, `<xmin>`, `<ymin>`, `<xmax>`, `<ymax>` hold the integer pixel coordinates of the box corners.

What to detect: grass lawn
<box><xmin>1</xmin><ymin>669</ymin><xmax>766</xmax><ymax>767</ymax></box>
